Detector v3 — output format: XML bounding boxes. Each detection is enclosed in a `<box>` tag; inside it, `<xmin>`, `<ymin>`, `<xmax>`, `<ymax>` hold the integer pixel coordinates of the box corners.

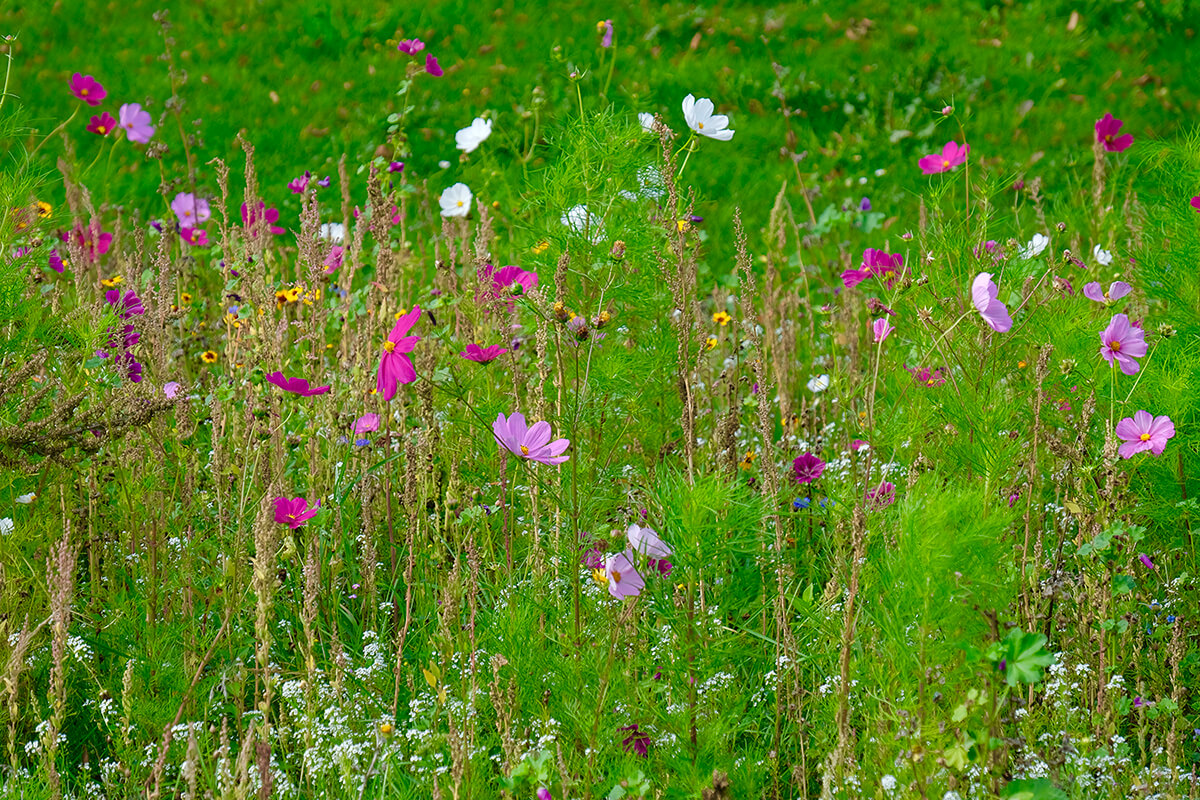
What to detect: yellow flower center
<box><xmin>1109</xmin><ymin>340</ymin><xmax>1121</xmax><ymax>352</ymax></box>
<box><xmin>520</xmin><ymin>445</ymin><xmax>530</xmax><ymax>455</ymax></box>
<box><xmin>942</xmin><ymin>159</ymin><xmax>950</xmax><ymax>167</ymax></box>
<box><xmin>1140</xmin><ymin>433</ymin><xmax>1151</xmax><ymax>441</ymax></box>
<box><xmin>456</xmin><ymin>200</ymin><xmax>464</xmax><ymax>207</ymax></box>
<box><xmin>698</xmin><ymin>122</ymin><xmax>705</xmax><ymax>129</ymax></box>
<box><xmin>81</xmin><ymin>88</ymin><xmax>89</xmax><ymax>96</ymax></box>
<box><xmin>1105</xmin><ymin>135</ymin><xmax>1112</xmax><ymax>143</ymax></box>
<box><xmin>98</xmin><ymin>125</ymin><xmax>107</xmax><ymax>134</ymax></box>
<box><xmin>383</xmin><ymin>341</ymin><xmax>396</xmax><ymax>353</ymax></box>
<box><xmin>611</xmin><ymin>569</ymin><xmax>622</xmax><ymax>584</ymax></box>
<box><xmin>926</xmin><ymin>379</ymin><xmax>935</xmax><ymax>386</ymax></box>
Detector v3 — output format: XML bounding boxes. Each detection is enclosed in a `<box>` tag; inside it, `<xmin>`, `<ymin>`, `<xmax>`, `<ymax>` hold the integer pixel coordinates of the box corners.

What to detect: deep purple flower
<box><xmin>288</xmin><ymin>172</ymin><xmax>311</xmax><ymax>194</ymax></box>
<box><xmin>118</xmin><ymin>103</ymin><xmax>155</xmax><ymax>143</ymax></box>
<box><xmin>1192</xmin><ymin>196</ymin><xmax>1200</xmax><ymax>212</ymax></box>
<box><xmin>792</xmin><ymin>453</ymin><xmax>826</xmax><ymax>484</ymax></box>
<box><xmin>86</xmin><ymin>112</ymin><xmax>116</xmax><ymax>136</ymax></box>
<box><xmin>647</xmin><ymin>558</ymin><xmax>673</xmax><ymax>576</ymax></box>
<box><xmin>859</xmin><ymin>197</ymin><xmax>871</xmax><ymax>211</ymax></box>
<box><xmin>619</xmin><ymin>724</ymin><xmax>650</xmax><ymax>757</ymax></box>
<box><xmin>460</xmin><ymin>343</ymin><xmax>509</xmax><ymax>363</ymax></box>
<box><xmin>376</xmin><ymin>306</ymin><xmax>422</xmax><ymax>401</ymax></box>
<box><xmin>387</xmin><ymin>161</ymin><xmax>404</xmax><ymax>173</ymax></box>
<box><xmin>971</xmin><ymin>272</ymin><xmax>1013</xmax><ymax>333</ymax></box>
<box><xmin>48</xmin><ymin>249</ymin><xmax>66</xmax><ymax>274</ymax></box>
<box><xmin>240</xmin><ymin>202</ymin><xmax>286</xmax><ymax>236</ymax></box>
<box><xmin>1099</xmin><ymin>313</ymin><xmax>1147</xmax><ymax>375</ymax></box>
<box><xmin>105</xmin><ymin>289</ymin><xmax>145</xmax><ymax>320</ymax></box>
<box><xmin>866</xmin><ymin>481</ymin><xmax>896</xmax><ymax>511</ymax></box>
<box><xmin>425</xmin><ymin>54</ymin><xmax>443</xmax><ymax>76</ymax></box>
<box><xmin>266</xmin><ymin>371</ymin><xmax>331</xmax><ymax>397</ymax></box>
<box><xmin>1115</xmin><ymin>410</ymin><xmax>1174</xmax><ymax>459</ymax></box>
<box><xmin>918</xmin><ymin>141</ymin><xmax>969</xmax><ymax>174</ymax></box>
<box><xmin>536</xmin><ymin>788</ymin><xmax>553</xmax><ymax>800</ymax></box>
<box><xmin>274</xmin><ymin>496</ymin><xmax>320</xmax><ymax>529</ymax></box>
<box><xmin>1138</xmin><ymin>553</ymin><xmax>1156</xmax><ymax>570</ymax></box>
<box><xmin>70</xmin><ymin>73</ymin><xmax>106</xmax><ymax>106</ymax></box>
<box><xmin>1095</xmin><ymin>113</ymin><xmax>1133</xmax><ymax>153</ymax></box>
<box><xmin>397</xmin><ymin>39</ymin><xmax>425</xmax><ymax>55</ymax></box>
<box><xmin>492</xmin><ymin>412</ymin><xmax>570</xmax><ymax>465</ymax></box>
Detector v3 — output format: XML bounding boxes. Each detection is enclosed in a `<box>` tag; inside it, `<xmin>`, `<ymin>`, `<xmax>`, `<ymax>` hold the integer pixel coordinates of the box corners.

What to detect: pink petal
<box><xmin>1082</xmin><ymin>282</ymin><xmax>1105</xmax><ymax>303</ymax></box>
<box><xmin>1108</xmin><ymin>281</ymin><xmax>1131</xmax><ymax>300</ymax></box>
<box><xmin>523</xmin><ymin>420</ymin><xmax>553</xmax><ymax>452</ymax></box>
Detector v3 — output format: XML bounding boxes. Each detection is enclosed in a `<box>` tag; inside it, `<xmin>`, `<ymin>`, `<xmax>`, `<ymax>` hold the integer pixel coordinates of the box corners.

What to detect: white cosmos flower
<box><xmin>638</xmin><ymin>112</ymin><xmax>656</xmax><ymax>133</ymax></box>
<box><xmin>0</xmin><ymin>518</ymin><xmax>12</xmax><ymax>536</ymax></box>
<box><xmin>319</xmin><ymin>222</ymin><xmax>345</xmax><ymax>243</ymax></box>
<box><xmin>1093</xmin><ymin>244</ymin><xmax>1113</xmax><ymax>266</ymax></box>
<box><xmin>1018</xmin><ymin>233</ymin><xmax>1050</xmax><ymax>260</ymax></box>
<box><xmin>682</xmin><ymin>94</ymin><xmax>734</xmax><ymax>141</ymax></box>
<box><xmin>807</xmin><ymin>374</ymin><xmax>830</xmax><ymax>393</ymax></box>
<box><xmin>561</xmin><ymin>204</ymin><xmax>604</xmax><ymax>243</ymax></box>
<box><xmin>15</xmin><ymin>493</ymin><xmax>36</xmax><ymax>504</ymax></box>
<box><xmin>439</xmin><ymin>183</ymin><xmax>473</xmax><ymax>218</ymax></box>
<box><xmin>454</xmin><ymin>117</ymin><xmax>493</xmax><ymax>153</ymax></box>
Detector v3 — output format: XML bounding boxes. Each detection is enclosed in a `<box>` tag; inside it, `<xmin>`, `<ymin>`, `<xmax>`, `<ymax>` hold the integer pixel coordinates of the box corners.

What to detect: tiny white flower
<box><xmin>807</xmin><ymin>374</ymin><xmax>830</xmax><ymax>392</ymax></box>
<box><xmin>1018</xmin><ymin>232</ymin><xmax>1050</xmax><ymax>260</ymax></box>
<box><xmin>454</xmin><ymin>117</ymin><xmax>493</xmax><ymax>153</ymax></box>
<box><xmin>0</xmin><ymin>518</ymin><xmax>12</xmax><ymax>536</ymax></box>
<box><xmin>881</xmin><ymin>775</ymin><xmax>897</xmax><ymax>792</ymax></box>
<box><xmin>437</xmin><ymin>159</ymin><xmax>451</xmax><ymax>169</ymax></box>
<box><xmin>638</xmin><ymin>112</ymin><xmax>656</xmax><ymax>133</ymax></box>
<box><xmin>682</xmin><ymin>94</ymin><xmax>734</xmax><ymax>141</ymax></box>
<box><xmin>1093</xmin><ymin>244</ymin><xmax>1113</xmax><ymax>266</ymax></box>
<box><xmin>439</xmin><ymin>183</ymin><xmax>473</xmax><ymax>218</ymax></box>
<box><xmin>319</xmin><ymin>222</ymin><xmax>345</xmax><ymax>243</ymax></box>
<box><xmin>560</xmin><ymin>204</ymin><xmax>604</xmax><ymax>243</ymax></box>
<box><xmin>15</xmin><ymin>493</ymin><xmax>35</xmax><ymax>504</ymax></box>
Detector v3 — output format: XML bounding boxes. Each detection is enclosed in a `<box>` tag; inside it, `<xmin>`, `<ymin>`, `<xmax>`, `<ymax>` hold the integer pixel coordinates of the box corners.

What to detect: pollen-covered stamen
<box><xmin>1109</xmin><ymin>340</ymin><xmax>1121</xmax><ymax>352</ymax></box>
<box><xmin>520</xmin><ymin>445</ymin><xmax>530</xmax><ymax>455</ymax></box>
<box><xmin>698</xmin><ymin>122</ymin><xmax>705</xmax><ymax>129</ymax></box>
<box><xmin>1140</xmin><ymin>433</ymin><xmax>1151</xmax><ymax>441</ymax></box>
<box><xmin>383</xmin><ymin>341</ymin><xmax>396</xmax><ymax>353</ymax></box>
<box><xmin>611</xmin><ymin>569</ymin><xmax>622</xmax><ymax>584</ymax></box>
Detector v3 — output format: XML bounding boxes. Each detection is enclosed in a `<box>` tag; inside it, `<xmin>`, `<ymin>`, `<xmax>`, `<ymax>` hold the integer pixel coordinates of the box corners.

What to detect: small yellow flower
<box><xmin>739</xmin><ymin>450</ymin><xmax>756</xmax><ymax>469</ymax></box>
<box><xmin>591</xmin><ymin>569</ymin><xmax>608</xmax><ymax>588</ymax></box>
<box><xmin>274</xmin><ymin>289</ymin><xmax>290</xmax><ymax>308</ymax></box>
<box><xmin>394</xmin><ymin>307</ymin><xmax>408</xmax><ymax>320</ymax></box>
<box><xmin>677</xmin><ymin>219</ymin><xmax>691</xmax><ymax>233</ymax></box>
<box><xmin>712</xmin><ymin>310</ymin><xmax>731</xmax><ymax>327</ymax></box>
<box><xmin>36</xmin><ymin>201</ymin><xmax>52</xmax><ymax>218</ymax></box>
<box><xmin>491</xmin><ymin>200</ymin><xmax>500</xmax><ymax>210</ymax></box>
<box><xmin>101</xmin><ymin>275</ymin><xmax>123</xmax><ymax>288</ymax></box>
<box><xmin>201</xmin><ymin>350</ymin><xmax>218</xmax><ymax>364</ymax></box>
<box><xmin>1018</xmin><ymin>360</ymin><xmax>1027</xmax><ymax>368</ymax></box>
<box><xmin>224</xmin><ymin>312</ymin><xmax>241</xmax><ymax>329</ymax></box>
<box><xmin>596</xmin><ymin>19</ymin><xmax>608</xmax><ymax>32</ymax></box>
<box><xmin>180</xmin><ymin>292</ymin><xmax>193</xmax><ymax>303</ymax></box>
<box><xmin>379</xmin><ymin>723</ymin><xmax>394</xmax><ymax>735</ymax></box>
<box><xmin>705</xmin><ymin>336</ymin><xmax>718</xmax><ymax>350</ymax></box>
<box><xmin>532</xmin><ymin>240</ymin><xmax>550</xmax><ymax>255</ymax></box>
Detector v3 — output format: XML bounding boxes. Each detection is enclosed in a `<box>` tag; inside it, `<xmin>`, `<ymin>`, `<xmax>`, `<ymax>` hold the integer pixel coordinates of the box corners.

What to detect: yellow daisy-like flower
<box><xmin>705</xmin><ymin>336</ymin><xmax>718</xmax><ymax>351</ymax></box>
<box><xmin>595</xmin><ymin>19</ymin><xmax>608</xmax><ymax>32</ymax></box>
<box><xmin>379</xmin><ymin>723</ymin><xmax>394</xmax><ymax>735</ymax></box>
<box><xmin>101</xmin><ymin>275</ymin><xmax>123</xmax><ymax>288</ymax></box>
<box><xmin>532</xmin><ymin>240</ymin><xmax>550</xmax><ymax>255</ymax></box>
<box><xmin>1018</xmin><ymin>360</ymin><xmax>1027</xmax><ymax>368</ymax></box>
<box><xmin>201</xmin><ymin>350</ymin><xmax>219</xmax><ymax>364</ymax></box>
<box><xmin>591</xmin><ymin>569</ymin><xmax>608</xmax><ymax>588</ymax></box>
<box><xmin>36</xmin><ymin>201</ymin><xmax>52</xmax><ymax>218</ymax></box>
<box><xmin>274</xmin><ymin>290</ymin><xmax>289</xmax><ymax>309</ymax></box>
<box><xmin>393</xmin><ymin>307</ymin><xmax>409</xmax><ymax>320</ymax></box>
<box><xmin>180</xmin><ymin>292</ymin><xmax>193</xmax><ymax>303</ymax></box>
<box><xmin>224</xmin><ymin>311</ymin><xmax>241</xmax><ymax>329</ymax></box>
<box><xmin>712</xmin><ymin>310</ymin><xmax>731</xmax><ymax>326</ymax></box>
<box><xmin>677</xmin><ymin>219</ymin><xmax>691</xmax><ymax>233</ymax></box>
<box><xmin>739</xmin><ymin>450</ymin><xmax>756</xmax><ymax>469</ymax></box>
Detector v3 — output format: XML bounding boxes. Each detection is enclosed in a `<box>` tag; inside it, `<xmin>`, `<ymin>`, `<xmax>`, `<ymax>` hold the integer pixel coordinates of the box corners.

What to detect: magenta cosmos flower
<box><xmin>872</xmin><ymin>317</ymin><xmax>894</xmax><ymax>343</ymax></box>
<box><xmin>322</xmin><ymin>246</ymin><xmax>344</xmax><ymax>274</ymax></box>
<box><xmin>492</xmin><ymin>412</ymin><xmax>570</xmax><ymax>465</ymax></box>
<box><xmin>909</xmin><ymin>366</ymin><xmax>946</xmax><ymax>387</ymax></box>
<box><xmin>866</xmin><ymin>481</ymin><xmax>896</xmax><ymax>511</ymax></box>
<box><xmin>241</xmin><ymin>202</ymin><xmax>285</xmax><ymax>235</ymax></box>
<box><xmin>397</xmin><ymin>38</ymin><xmax>425</xmax><ymax>54</ymax></box>
<box><xmin>180</xmin><ymin>228</ymin><xmax>208</xmax><ymax>246</ymax></box>
<box><xmin>1191</xmin><ymin>196</ymin><xmax>1200</xmax><ymax>212</ymax></box>
<box><xmin>266</xmin><ymin>371</ymin><xmax>331</xmax><ymax>397</ymax></box>
<box><xmin>792</xmin><ymin>453</ymin><xmax>826</xmax><ymax>484</ymax></box>
<box><xmin>87</xmin><ymin>112</ymin><xmax>117</xmax><ymax>136</ymax></box>
<box><xmin>604</xmin><ymin>549</ymin><xmax>644</xmax><ymax>599</ymax></box>
<box><xmin>171</xmin><ymin>192</ymin><xmax>211</xmax><ymax>227</ymax></box>
<box><xmin>1095</xmin><ymin>113</ymin><xmax>1133</xmax><ymax>153</ymax></box>
<box><xmin>118</xmin><ymin>103</ymin><xmax>155</xmax><ymax>143</ymax></box>
<box><xmin>425</xmin><ymin>54</ymin><xmax>443</xmax><ymax>76</ymax></box>
<box><xmin>1082</xmin><ymin>281</ymin><xmax>1131</xmax><ymax>305</ymax></box>
<box><xmin>1099</xmin><ymin>313</ymin><xmax>1147</xmax><ymax>375</ymax></box>
<box><xmin>376</xmin><ymin>306</ymin><xmax>422</xmax><ymax>401</ymax></box>
<box><xmin>353</xmin><ymin>413</ymin><xmax>380</xmax><ymax>435</ymax></box>
<box><xmin>971</xmin><ymin>272</ymin><xmax>1013</xmax><ymax>333</ymax></box>
<box><xmin>460</xmin><ymin>343</ymin><xmax>508</xmax><ymax>363</ymax></box>
<box><xmin>918</xmin><ymin>141</ymin><xmax>969</xmax><ymax>175</ymax></box>
<box><xmin>841</xmin><ymin>248</ymin><xmax>903</xmax><ymax>289</ymax></box>
<box><xmin>72</xmin><ymin>224</ymin><xmax>113</xmax><ymax>262</ymax></box>
<box><xmin>479</xmin><ymin>264</ymin><xmax>539</xmax><ymax>311</ymax></box>
<box><xmin>274</xmin><ymin>496</ymin><xmax>320</xmax><ymax>529</ymax></box>
<box><xmin>1115</xmin><ymin>410</ymin><xmax>1175</xmax><ymax>459</ymax></box>
<box><xmin>70</xmin><ymin>73</ymin><xmax>106</xmax><ymax>106</ymax></box>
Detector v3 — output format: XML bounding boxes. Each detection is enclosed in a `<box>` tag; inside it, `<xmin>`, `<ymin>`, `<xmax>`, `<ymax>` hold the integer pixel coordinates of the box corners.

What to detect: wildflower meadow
<box><xmin>4</xmin><ymin>3</ymin><xmax>1200</xmax><ymax>799</ymax></box>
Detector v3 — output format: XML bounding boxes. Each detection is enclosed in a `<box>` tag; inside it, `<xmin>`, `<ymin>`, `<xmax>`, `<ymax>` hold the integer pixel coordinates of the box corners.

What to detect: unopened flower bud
<box><xmin>1056</xmin><ymin>221</ymin><xmax>1067</xmax><ymax>233</ymax></box>
<box><xmin>1157</xmin><ymin>323</ymin><xmax>1177</xmax><ymax>339</ymax></box>
<box><xmin>610</xmin><ymin>239</ymin><xmax>626</xmax><ymax>259</ymax></box>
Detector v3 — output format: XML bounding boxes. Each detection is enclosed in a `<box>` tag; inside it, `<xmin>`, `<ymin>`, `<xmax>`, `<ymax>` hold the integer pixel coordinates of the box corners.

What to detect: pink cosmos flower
<box><xmin>274</xmin><ymin>496</ymin><xmax>320</xmax><ymax>529</ymax></box>
<box><xmin>171</xmin><ymin>192</ymin><xmax>211</xmax><ymax>226</ymax></box>
<box><xmin>1095</xmin><ymin>113</ymin><xmax>1133</xmax><ymax>153</ymax></box>
<box><xmin>1191</xmin><ymin>196</ymin><xmax>1200</xmax><ymax>212</ymax></box>
<box><xmin>72</xmin><ymin>224</ymin><xmax>113</xmax><ymax>262</ymax></box>
<box><xmin>1099</xmin><ymin>313</ymin><xmax>1147</xmax><ymax>375</ymax></box>
<box><xmin>872</xmin><ymin>317</ymin><xmax>894</xmax><ymax>343</ymax></box>
<box><xmin>70</xmin><ymin>73</ymin><xmax>106</xmax><ymax>106</ymax></box>
<box><xmin>971</xmin><ymin>272</ymin><xmax>1013</xmax><ymax>333</ymax></box>
<box><xmin>537</xmin><ymin>789</ymin><xmax>553</xmax><ymax>800</ymax></box>
<box><xmin>1082</xmin><ymin>281</ymin><xmax>1131</xmax><ymax>305</ymax></box>
<box><xmin>1115</xmin><ymin>410</ymin><xmax>1174</xmax><ymax>459</ymax></box>
<box><xmin>492</xmin><ymin>412</ymin><xmax>570</xmax><ymax>465</ymax></box>
<box><xmin>266</xmin><ymin>371</ymin><xmax>331</xmax><ymax>397</ymax></box>
<box><xmin>605</xmin><ymin>549</ymin><xmax>644</xmax><ymax>599</ymax></box>
<box><xmin>792</xmin><ymin>453</ymin><xmax>826</xmax><ymax>483</ymax></box>
<box><xmin>850</xmin><ymin>439</ymin><xmax>869</xmax><ymax>451</ymax></box>
<box><xmin>353</xmin><ymin>413</ymin><xmax>380</xmax><ymax>435</ymax></box>
<box><xmin>241</xmin><ymin>202</ymin><xmax>286</xmax><ymax>235</ymax></box>
<box><xmin>376</xmin><ymin>306</ymin><xmax>422</xmax><ymax>401</ymax></box>
<box><xmin>841</xmin><ymin>248</ymin><xmax>903</xmax><ymax>289</ymax></box>
<box><xmin>87</xmin><ymin>112</ymin><xmax>116</xmax><ymax>136</ymax></box>
<box><xmin>48</xmin><ymin>249</ymin><xmax>66</xmax><ymax>273</ymax></box>
<box><xmin>460</xmin><ymin>343</ymin><xmax>508</xmax><ymax>363</ymax></box>
<box><xmin>478</xmin><ymin>264</ymin><xmax>539</xmax><ymax>311</ymax></box>
<box><xmin>118</xmin><ymin>103</ymin><xmax>155</xmax><ymax>143</ymax></box>
<box><xmin>322</xmin><ymin>246</ymin><xmax>344</xmax><ymax>274</ymax></box>
<box><xmin>619</xmin><ymin>723</ymin><xmax>651</xmax><ymax>756</ymax></box>
<box><xmin>918</xmin><ymin>141</ymin><xmax>969</xmax><ymax>174</ymax></box>
<box><xmin>397</xmin><ymin>39</ymin><xmax>426</xmax><ymax>54</ymax></box>
<box><xmin>627</xmin><ymin>524</ymin><xmax>671</xmax><ymax>558</ymax></box>
<box><xmin>599</xmin><ymin>20</ymin><xmax>614</xmax><ymax>48</ymax></box>
<box><xmin>425</xmin><ymin>54</ymin><xmax>443</xmax><ymax>76</ymax></box>
<box><xmin>180</xmin><ymin>228</ymin><xmax>208</xmax><ymax>246</ymax></box>
<box><xmin>288</xmin><ymin>172</ymin><xmax>311</xmax><ymax>194</ymax></box>
<box><xmin>909</xmin><ymin>366</ymin><xmax>946</xmax><ymax>387</ymax></box>
<box><xmin>866</xmin><ymin>481</ymin><xmax>896</xmax><ymax>511</ymax></box>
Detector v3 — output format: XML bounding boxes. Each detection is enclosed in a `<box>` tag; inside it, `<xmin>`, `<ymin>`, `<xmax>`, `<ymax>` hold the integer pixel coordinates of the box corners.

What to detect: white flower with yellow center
<box><xmin>439</xmin><ymin>183</ymin><xmax>473</xmax><ymax>218</ymax></box>
<box><xmin>682</xmin><ymin>94</ymin><xmax>734</xmax><ymax>141</ymax></box>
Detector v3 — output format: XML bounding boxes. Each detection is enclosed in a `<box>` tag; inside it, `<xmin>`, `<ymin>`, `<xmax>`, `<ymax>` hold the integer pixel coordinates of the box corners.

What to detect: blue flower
<box><xmin>792</xmin><ymin>497</ymin><xmax>811</xmax><ymax>511</ymax></box>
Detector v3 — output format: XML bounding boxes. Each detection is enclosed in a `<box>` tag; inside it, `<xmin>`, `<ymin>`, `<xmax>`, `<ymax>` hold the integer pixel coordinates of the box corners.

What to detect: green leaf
<box><xmin>1002</xmin><ymin>778</ymin><xmax>1068</xmax><ymax>800</ymax></box>
<box><xmin>1003</xmin><ymin>629</ymin><xmax>1055</xmax><ymax>687</ymax></box>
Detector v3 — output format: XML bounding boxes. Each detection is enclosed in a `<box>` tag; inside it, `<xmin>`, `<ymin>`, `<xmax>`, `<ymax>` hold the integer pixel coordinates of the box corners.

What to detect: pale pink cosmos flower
<box><xmin>971</xmin><ymin>272</ymin><xmax>1013</xmax><ymax>333</ymax></box>
<box><xmin>492</xmin><ymin>412</ymin><xmax>570</xmax><ymax>465</ymax></box>
<box><xmin>1115</xmin><ymin>410</ymin><xmax>1174</xmax><ymax>459</ymax></box>
<box><xmin>605</xmin><ymin>549</ymin><xmax>645</xmax><ymax>599</ymax></box>
<box><xmin>353</xmin><ymin>414</ymin><xmax>380</xmax><ymax>435</ymax></box>
<box><xmin>1099</xmin><ymin>313</ymin><xmax>1147</xmax><ymax>375</ymax></box>
<box><xmin>118</xmin><ymin>103</ymin><xmax>155</xmax><ymax>143</ymax></box>
<box><xmin>322</xmin><ymin>246</ymin><xmax>344</xmax><ymax>274</ymax></box>
<box><xmin>1095</xmin><ymin>113</ymin><xmax>1133</xmax><ymax>153</ymax></box>
<box><xmin>918</xmin><ymin>141</ymin><xmax>968</xmax><ymax>174</ymax></box>
<box><xmin>171</xmin><ymin>192</ymin><xmax>211</xmax><ymax>226</ymax></box>
<box><xmin>376</xmin><ymin>306</ymin><xmax>422</xmax><ymax>401</ymax></box>
<box><xmin>1081</xmin><ymin>281</ymin><xmax>1131</xmax><ymax>305</ymax></box>
<box><xmin>627</xmin><ymin>524</ymin><xmax>671</xmax><ymax>558</ymax></box>
<box><xmin>872</xmin><ymin>317</ymin><xmax>894</xmax><ymax>344</ymax></box>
